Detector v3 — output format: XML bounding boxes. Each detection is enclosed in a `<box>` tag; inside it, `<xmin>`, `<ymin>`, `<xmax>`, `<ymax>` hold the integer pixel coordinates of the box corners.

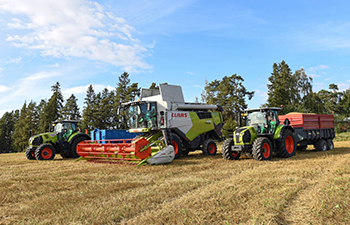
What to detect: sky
<box><xmin>1</xmin><ymin>0</ymin><xmax>350</xmax><ymax>117</ymax></box>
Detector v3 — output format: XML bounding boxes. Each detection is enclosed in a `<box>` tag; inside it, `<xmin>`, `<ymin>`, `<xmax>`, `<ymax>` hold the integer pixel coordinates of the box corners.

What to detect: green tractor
<box><xmin>222</xmin><ymin>107</ymin><xmax>296</xmax><ymax>161</ymax></box>
<box><xmin>25</xmin><ymin>120</ymin><xmax>90</xmax><ymax>160</ymax></box>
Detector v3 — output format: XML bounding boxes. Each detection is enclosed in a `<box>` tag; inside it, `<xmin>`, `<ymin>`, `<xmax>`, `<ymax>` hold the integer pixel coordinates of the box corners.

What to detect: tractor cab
<box><xmin>50</xmin><ymin>120</ymin><xmax>79</xmax><ymax>141</ymax></box>
<box><xmin>240</xmin><ymin>107</ymin><xmax>280</xmax><ymax>134</ymax></box>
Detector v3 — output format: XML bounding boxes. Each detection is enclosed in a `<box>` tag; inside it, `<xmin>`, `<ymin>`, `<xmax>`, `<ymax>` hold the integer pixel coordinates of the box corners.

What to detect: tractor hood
<box><xmin>29</xmin><ymin>132</ymin><xmax>58</xmax><ymax>146</ymax></box>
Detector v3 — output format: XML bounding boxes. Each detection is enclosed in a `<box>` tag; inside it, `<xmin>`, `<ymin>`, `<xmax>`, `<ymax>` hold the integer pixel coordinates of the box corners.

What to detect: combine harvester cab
<box><xmin>77</xmin><ymin>84</ymin><xmax>224</xmax><ymax>165</ymax></box>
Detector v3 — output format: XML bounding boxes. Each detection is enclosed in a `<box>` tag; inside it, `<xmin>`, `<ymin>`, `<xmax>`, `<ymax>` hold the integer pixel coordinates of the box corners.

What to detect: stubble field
<box><xmin>1</xmin><ymin>141</ymin><xmax>350</xmax><ymax>224</ymax></box>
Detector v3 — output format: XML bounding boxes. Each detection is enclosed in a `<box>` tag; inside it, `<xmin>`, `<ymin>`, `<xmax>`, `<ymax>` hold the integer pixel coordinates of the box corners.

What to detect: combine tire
<box><xmin>222</xmin><ymin>138</ymin><xmax>240</xmax><ymax>160</ymax></box>
<box><xmin>35</xmin><ymin>144</ymin><xmax>56</xmax><ymax>160</ymax></box>
<box><xmin>202</xmin><ymin>140</ymin><xmax>217</xmax><ymax>156</ymax></box>
<box><xmin>277</xmin><ymin>129</ymin><xmax>296</xmax><ymax>158</ymax></box>
<box><xmin>326</xmin><ymin>139</ymin><xmax>334</xmax><ymax>150</ymax></box>
<box><xmin>315</xmin><ymin>139</ymin><xmax>327</xmax><ymax>151</ymax></box>
<box><xmin>252</xmin><ymin>137</ymin><xmax>272</xmax><ymax>161</ymax></box>
<box><xmin>70</xmin><ymin>136</ymin><xmax>90</xmax><ymax>158</ymax></box>
<box><xmin>171</xmin><ymin>133</ymin><xmax>183</xmax><ymax>159</ymax></box>
<box><xmin>25</xmin><ymin>147</ymin><xmax>36</xmax><ymax>160</ymax></box>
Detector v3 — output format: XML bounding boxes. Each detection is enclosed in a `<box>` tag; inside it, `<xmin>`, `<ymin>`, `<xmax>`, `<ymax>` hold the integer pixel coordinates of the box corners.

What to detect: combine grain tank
<box><xmin>278</xmin><ymin>113</ymin><xmax>335</xmax><ymax>151</ymax></box>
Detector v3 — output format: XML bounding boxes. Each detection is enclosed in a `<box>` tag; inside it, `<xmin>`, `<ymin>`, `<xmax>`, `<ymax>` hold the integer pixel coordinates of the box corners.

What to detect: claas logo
<box><xmin>172</xmin><ymin>113</ymin><xmax>188</xmax><ymax>118</ymax></box>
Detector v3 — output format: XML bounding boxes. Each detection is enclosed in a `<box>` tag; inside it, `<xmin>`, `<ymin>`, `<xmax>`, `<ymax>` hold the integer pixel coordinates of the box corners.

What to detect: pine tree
<box><xmin>40</xmin><ymin>82</ymin><xmax>64</xmax><ymax>131</ymax></box>
<box><xmin>115</xmin><ymin>72</ymin><xmax>140</xmax><ymax>129</ymax></box>
<box><xmin>79</xmin><ymin>84</ymin><xmax>96</xmax><ymax>132</ymax></box>
<box><xmin>0</xmin><ymin>111</ymin><xmax>15</xmax><ymax>153</ymax></box>
<box><xmin>61</xmin><ymin>94</ymin><xmax>80</xmax><ymax>120</ymax></box>
<box><xmin>12</xmin><ymin>102</ymin><xmax>32</xmax><ymax>152</ymax></box>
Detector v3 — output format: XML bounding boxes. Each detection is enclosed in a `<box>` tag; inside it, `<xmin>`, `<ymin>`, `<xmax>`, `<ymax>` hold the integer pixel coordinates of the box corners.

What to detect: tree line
<box><xmin>1</xmin><ymin>61</ymin><xmax>350</xmax><ymax>153</ymax></box>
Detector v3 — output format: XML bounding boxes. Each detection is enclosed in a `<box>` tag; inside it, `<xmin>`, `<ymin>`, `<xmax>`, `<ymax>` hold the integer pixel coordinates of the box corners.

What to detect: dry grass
<box><xmin>1</xmin><ymin>142</ymin><xmax>350</xmax><ymax>225</ymax></box>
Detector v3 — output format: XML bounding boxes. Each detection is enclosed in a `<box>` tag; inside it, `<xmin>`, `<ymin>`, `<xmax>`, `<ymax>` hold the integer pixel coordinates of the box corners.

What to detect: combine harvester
<box><xmin>77</xmin><ymin>84</ymin><xmax>224</xmax><ymax>166</ymax></box>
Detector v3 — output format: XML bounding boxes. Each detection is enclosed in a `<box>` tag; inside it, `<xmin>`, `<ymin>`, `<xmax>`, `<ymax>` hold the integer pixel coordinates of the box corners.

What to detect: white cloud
<box><xmin>6</xmin><ymin>56</ymin><xmax>22</xmax><ymax>64</ymax></box>
<box><xmin>255</xmin><ymin>89</ymin><xmax>267</xmax><ymax>101</ymax></box>
<box><xmin>0</xmin><ymin>0</ymin><xmax>151</xmax><ymax>72</ymax></box>
<box><xmin>308</xmin><ymin>73</ymin><xmax>321</xmax><ymax>78</ymax></box>
<box><xmin>187</xmin><ymin>71</ymin><xmax>196</xmax><ymax>76</ymax></box>
<box><xmin>0</xmin><ymin>84</ymin><xmax>11</xmax><ymax>93</ymax></box>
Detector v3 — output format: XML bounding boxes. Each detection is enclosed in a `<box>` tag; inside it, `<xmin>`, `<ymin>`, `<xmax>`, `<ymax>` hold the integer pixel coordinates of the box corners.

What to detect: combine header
<box><xmin>77</xmin><ymin>83</ymin><xmax>224</xmax><ymax>165</ymax></box>
<box><xmin>77</xmin><ymin>135</ymin><xmax>175</xmax><ymax>166</ymax></box>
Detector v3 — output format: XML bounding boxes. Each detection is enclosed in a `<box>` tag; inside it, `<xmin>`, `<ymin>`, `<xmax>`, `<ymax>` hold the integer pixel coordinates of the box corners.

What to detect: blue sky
<box><xmin>1</xmin><ymin>0</ymin><xmax>350</xmax><ymax>117</ymax></box>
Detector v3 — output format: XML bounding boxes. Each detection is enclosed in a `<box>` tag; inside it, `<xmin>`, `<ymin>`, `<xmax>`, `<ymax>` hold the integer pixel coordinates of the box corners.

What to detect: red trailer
<box><xmin>279</xmin><ymin>113</ymin><xmax>335</xmax><ymax>151</ymax></box>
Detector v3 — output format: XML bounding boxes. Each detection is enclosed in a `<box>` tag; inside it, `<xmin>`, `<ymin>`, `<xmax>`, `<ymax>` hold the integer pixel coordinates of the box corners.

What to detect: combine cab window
<box><xmin>126</xmin><ymin>102</ymin><xmax>157</xmax><ymax>129</ymax></box>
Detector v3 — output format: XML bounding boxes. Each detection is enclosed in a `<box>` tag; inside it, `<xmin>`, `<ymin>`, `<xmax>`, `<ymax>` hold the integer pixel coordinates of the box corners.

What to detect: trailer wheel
<box><xmin>222</xmin><ymin>138</ymin><xmax>241</xmax><ymax>160</ymax></box>
<box><xmin>25</xmin><ymin>147</ymin><xmax>36</xmax><ymax>160</ymax></box>
<box><xmin>315</xmin><ymin>139</ymin><xmax>327</xmax><ymax>151</ymax></box>
<box><xmin>70</xmin><ymin>136</ymin><xmax>90</xmax><ymax>158</ymax></box>
<box><xmin>202</xmin><ymin>140</ymin><xmax>217</xmax><ymax>156</ymax></box>
<box><xmin>252</xmin><ymin>137</ymin><xmax>272</xmax><ymax>161</ymax></box>
<box><xmin>277</xmin><ymin>129</ymin><xmax>296</xmax><ymax>158</ymax></box>
<box><xmin>326</xmin><ymin>139</ymin><xmax>334</xmax><ymax>150</ymax></box>
<box><xmin>171</xmin><ymin>134</ymin><xmax>183</xmax><ymax>159</ymax></box>
<box><xmin>35</xmin><ymin>143</ymin><xmax>56</xmax><ymax>160</ymax></box>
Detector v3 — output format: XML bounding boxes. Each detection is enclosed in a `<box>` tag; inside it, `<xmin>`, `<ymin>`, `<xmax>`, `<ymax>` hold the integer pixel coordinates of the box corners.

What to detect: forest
<box><xmin>1</xmin><ymin>60</ymin><xmax>350</xmax><ymax>153</ymax></box>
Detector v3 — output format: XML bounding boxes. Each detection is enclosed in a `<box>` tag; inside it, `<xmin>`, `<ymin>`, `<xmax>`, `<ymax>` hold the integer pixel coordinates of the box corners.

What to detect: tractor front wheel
<box><xmin>35</xmin><ymin>144</ymin><xmax>56</xmax><ymax>160</ymax></box>
<box><xmin>25</xmin><ymin>147</ymin><xmax>36</xmax><ymax>160</ymax></box>
<box><xmin>252</xmin><ymin>137</ymin><xmax>272</xmax><ymax>161</ymax></box>
<box><xmin>202</xmin><ymin>140</ymin><xmax>217</xmax><ymax>156</ymax></box>
<box><xmin>222</xmin><ymin>138</ymin><xmax>241</xmax><ymax>160</ymax></box>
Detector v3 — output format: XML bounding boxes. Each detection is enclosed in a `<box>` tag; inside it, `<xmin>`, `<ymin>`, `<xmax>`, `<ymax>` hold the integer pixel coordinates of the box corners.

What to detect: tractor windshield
<box><xmin>245</xmin><ymin>111</ymin><xmax>267</xmax><ymax>127</ymax></box>
<box><xmin>125</xmin><ymin>102</ymin><xmax>157</xmax><ymax>129</ymax></box>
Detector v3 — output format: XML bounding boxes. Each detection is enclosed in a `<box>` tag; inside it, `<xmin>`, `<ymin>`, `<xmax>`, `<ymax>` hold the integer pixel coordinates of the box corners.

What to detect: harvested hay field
<box><xmin>1</xmin><ymin>141</ymin><xmax>350</xmax><ymax>224</ymax></box>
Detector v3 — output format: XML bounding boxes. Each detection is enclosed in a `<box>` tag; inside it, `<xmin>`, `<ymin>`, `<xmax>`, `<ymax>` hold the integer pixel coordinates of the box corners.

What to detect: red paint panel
<box><xmin>279</xmin><ymin>113</ymin><xmax>334</xmax><ymax>130</ymax></box>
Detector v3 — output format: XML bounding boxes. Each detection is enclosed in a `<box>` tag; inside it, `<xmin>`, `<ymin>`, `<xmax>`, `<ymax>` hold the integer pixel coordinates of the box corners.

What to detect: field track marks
<box><xmin>119</xmin><ymin>161</ymin><xmax>276</xmax><ymax>224</ymax></box>
<box><xmin>280</xmin><ymin>153</ymin><xmax>349</xmax><ymax>224</ymax></box>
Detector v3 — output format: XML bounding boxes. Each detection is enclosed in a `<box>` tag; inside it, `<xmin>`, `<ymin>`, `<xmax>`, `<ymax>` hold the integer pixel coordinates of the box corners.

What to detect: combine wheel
<box><xmin>25</xmin><ymin>147</ymin><xmax>36</xmax><ymax>160</ymax></box>
<box><xmin>277</xmin><ymin>129</ymin><xmax>296</xmax><ymax>158</ymax></box>
<box><xmin>326</xmin><ymin>139</ymin><xmax>334</xmax><ymax>150</ymax></box>
<box><xmin>35</xmin><ymin>144</ymin><xmax>56</xmax><ymax>160</ymax></box>
<box><xmin>315</xmin><ymin>139</ymin><xmax>327</xmax><ymax>151</ymax></box>
<box><xmin>222</xmin><ymin>138</ymin><xmax>240</xmax><ymax>160</ymax></box>
<box><xmin>171</xmin><ymin>133</ymin><xmax>183</xmax><ymax>159</ymax></box>
<box><xmin>252</xmin><ymin>137</ymin><xmax>272</xmax><ymax>161</ymax></box>
<box><xmin>202</xmin><ymin>140</ymin><xmax>217</xmax><ymax>156</ymax></box>
<box><xmin>70</xmin><ymin>136</ymin><xmax>90</xmax><ymax>158</ymax></box>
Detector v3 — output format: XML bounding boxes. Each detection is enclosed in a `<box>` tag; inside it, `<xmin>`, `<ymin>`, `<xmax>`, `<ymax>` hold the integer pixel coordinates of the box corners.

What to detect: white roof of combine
<box><xmin>140</xmin><ymin>84</ymin><xmax>185</xmax><ymax>103</ymax></box>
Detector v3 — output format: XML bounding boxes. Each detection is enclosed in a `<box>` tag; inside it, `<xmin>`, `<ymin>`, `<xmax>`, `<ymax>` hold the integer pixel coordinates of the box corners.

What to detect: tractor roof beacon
<box><xmin>222</xmin><ymin>107</ymin><xmax>296</xmax><ymax>161</ymax></box>
<box><xmin>25</xmin><ymin>120</ymin><xmax>90</xmax><ymax>160</ymax></box>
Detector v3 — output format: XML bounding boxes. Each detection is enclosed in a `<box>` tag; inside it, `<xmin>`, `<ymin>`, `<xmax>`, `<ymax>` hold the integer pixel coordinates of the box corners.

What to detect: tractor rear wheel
<box><xmin>277</xmin><ymin>129</ymin><xmax>296</xmax><ymax>158</ymax></box>
<box><xmin>70</xmin><ymin>136</ymin><xmax>90</xmax><ymax>158</ymax></box>
<box><xmin>202</xmin><ymin>140</ymin><xmax>217</xmax><ymax>156</ymax></box>
<box><xmin>35</xmin><ymin>144</ymin><xmax>56</xmax><ymax>160</ymax></box>
<box><xmin>315</xmin><ymin>139</ymin><xmax>327</xmax><ymax>151</ymax></box>
<box><xmin>25</xmin><ymin>147</ymin><xmax>36</xmax><ymax>160</ymax></box>
<box><xmin>171</xmin><ymin>133</ymin><xmax>183</xmax><ymax>159</ymax></box>
<box><xmin>326</xmin><ymin>139</ymin><xmax>334</xmax><ymax>150</ymax></box>
<box><xmin>252</xmin><ymin>137</ymin><xmax>272</xmax><ymax>161</ymax></box>
<box><xmin>222</xmin><ymin>138</ymin><xmax>240</xmax><ymax>160</ymax></box>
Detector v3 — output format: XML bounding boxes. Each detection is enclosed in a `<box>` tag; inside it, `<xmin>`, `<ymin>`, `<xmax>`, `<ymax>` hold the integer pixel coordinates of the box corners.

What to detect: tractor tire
<box><xmin>60</xmin><ymin>153</ymin><xmax>70</xmax><ymax>159</ymax></box>
<box><xmin>35</xmin><ymin>143</ymin><xmax>56</xmax><ymax>160</ymax></box>
<box><xmin>25</xmin><ymin>147</ymin><xmax>36</xmax><ymax>160</ymax></box>
<box><xmin>315</xmin><ymin>139</ymin><xmax>327</xmax><ymax>151</ymax></box>
<box><xmin>222</xmin><ymin>138</ymin><xmax>241</xmax><ymax>160</ymax></box>
<box><xmin>277</xmin><ymin>129</ymin><xmax>296</xmax><ymax>158</ymax></box>
<box><xmin>70</xmin><ymin>136</ymin><xmax>90</xmax><ymax>158</ymax></box>
<box><xmin>326</xmin><ymin>139</ymin><xmax>334</xmax><ymax>150</ymax></box>
<box><xmin>202</xmin><ymin>140</ymin><xmax>217</xmax><ymax>156</ymax></box>
<box><xmin>252</xmin><ymin>137</ymin><xmax>272</xmax><ymax>161</ymax></box>
<box><xmin>171</xmin><ymin>133</ymin><xmax>183</xmax><ymax>159</ymax></box>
